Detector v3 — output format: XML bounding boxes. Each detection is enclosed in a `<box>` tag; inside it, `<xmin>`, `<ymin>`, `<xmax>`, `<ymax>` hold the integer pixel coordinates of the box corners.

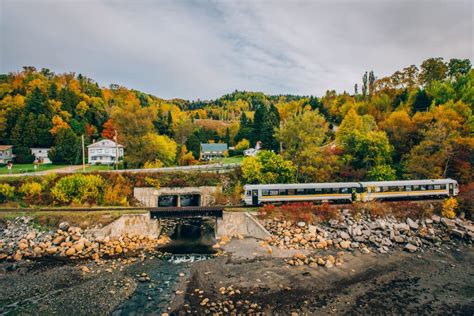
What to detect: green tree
<box><xmin>140</xmin><ymin>133</ymin><xmax>177</xmax><ymax>167</ymax></box>
<box><xmin>252</xmin><ymin>104</ymin><xmax>280</xmax><ymax>151</ymax></box>
<box><xmin>447</xmin><ymin>58</ymin><xmax>471</xmax><ymax>78</ymax></box>
<box><xmin>241</xmin><ymin>150</ymin><xmax>296</xmax><ymax>184</ymax></box>
<box><xmin>48</xmin><ymin>128</ymin><xmax>81</xmax><ymax>165</ymax></box>
<box><xmin>419</xmin><ymin>57</ymin><xmax>448</xmax><ymax>85</ymax></box>
<box><xmin>367</xmin><ymin>164</ymin><xmax>396</xmax><ymax>181</ymax></box>
<box><xmin>25</xmin><ymin>87</ymin><xmax>47</xmax><ymax>115</ymax></box>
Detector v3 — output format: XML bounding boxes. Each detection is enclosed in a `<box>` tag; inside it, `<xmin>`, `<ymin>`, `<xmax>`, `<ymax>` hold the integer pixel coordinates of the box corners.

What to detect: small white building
<box><xmin>0</xmin><ymin>145</ymin><xmax>14</xmax><ymax>164</ymax></box>
<box><xmin>87</xmin><ymin>139</ymin><xmax>124</xmax><ymax>165</ymax></box>
<box><xmin>30</xmin><ymin>148</ymin><xmax>51</xmax><ymax>164</ymax></box>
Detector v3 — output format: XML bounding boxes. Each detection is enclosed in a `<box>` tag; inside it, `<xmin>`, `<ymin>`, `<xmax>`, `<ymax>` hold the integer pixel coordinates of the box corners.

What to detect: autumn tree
<box><xmin>242</xmin><ymin>150</ymin><xmax>296</xmax><ymax>184</ymax></box>
<box><xmin>101</xmin><ymin>119</ymin><xmax>115</xmax><ymax>140</ymax></box>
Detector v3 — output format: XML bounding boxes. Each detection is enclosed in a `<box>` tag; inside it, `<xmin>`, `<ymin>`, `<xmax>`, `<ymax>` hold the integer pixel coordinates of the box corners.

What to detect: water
<box><xmin>113</xmin><ymin>218</ymin><xmax>217</xmax><ymax>315</ymax></box>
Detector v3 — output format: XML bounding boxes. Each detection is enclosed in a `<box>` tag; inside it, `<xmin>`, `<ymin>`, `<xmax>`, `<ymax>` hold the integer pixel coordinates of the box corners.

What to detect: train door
<box><xmin>252</xmin><ymin>190</ymin><xmax>259</xmax><ymax>205</ymax></box>
<box><xmin>449</xmin><ymin>183</ymin><xmax>454</xmax><ymax>195</ymax></box>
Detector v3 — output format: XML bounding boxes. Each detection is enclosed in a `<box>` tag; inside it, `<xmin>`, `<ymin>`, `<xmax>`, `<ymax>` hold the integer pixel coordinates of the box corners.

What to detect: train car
<box><xmin>359</xmin><ymin>179</ymin><xmax>458</xmax><ymax>202</ymax></box>
<box><xmin>243</xmin><ymin>182</ymin><xmax>361</xmax><ymax>206</ymax></box>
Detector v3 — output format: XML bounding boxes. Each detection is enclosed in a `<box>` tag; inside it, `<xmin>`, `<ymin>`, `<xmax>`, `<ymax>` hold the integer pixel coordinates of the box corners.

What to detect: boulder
<box><xmin>406</xmin><ymin>218</ymin><xmax>419</xmax><ymax>230</ymax></box>
<box><xmin>340</xmin><ymin>241</ymin><xmax>351</xmax><ymax>249</ymax></box>
<box><xmin>65</xmin><ymin>248</ymin><xmax>76</xmax><ymax>256</ymax></box>
<box><xmin>308</xmin><ymin>225</ymin><xmax>317</xmax><ymax>235</ymax></box>
<box><xmin>297</xmin><ymin>222</ymin><xmax>306</xmax><ymax>228</ymax></box>
<box><xmin>339</xmin><ymin>231</ymin><xmax>350</xmax><ymax>240</ymax></box>
<box><xmin>431</xmin><ymin>215</ymin><xmax>441</xmax><ymax>223</ymax></box>
<box><xmin>46</xmin><ymin>247</ymin><xmax>58</xmax><ymax>254</ymax></box>
<box><xmin>404</xmin><ymin>243</ymin><xmax>417</xmax><ymax>253</ymax></box>
<box><xmin>450</xmin><ymin>229</ymin><xmax>465</xmax><ymax>239</ymax></box>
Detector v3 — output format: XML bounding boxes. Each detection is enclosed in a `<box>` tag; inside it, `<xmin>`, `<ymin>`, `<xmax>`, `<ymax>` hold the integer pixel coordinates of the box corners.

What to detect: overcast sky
<box><xmin>1</xmin><ymin>0</ymin><xmax>472</xmax><ymax>100</ymax></box>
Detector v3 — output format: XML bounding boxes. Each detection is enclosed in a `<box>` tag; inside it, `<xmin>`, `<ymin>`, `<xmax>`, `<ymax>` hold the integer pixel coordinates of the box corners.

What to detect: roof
<box><xmin>87</xmin><ymin>139</ymin><xmax>124</xmax><ymax>148</ymax></box>
<box><xmin>360</xmin><ymin>179</ymin><xmax>456</xmax><ymax>187</ymax></box>
<box><xmin>200</xmin><ymin>143</ymin><xmax>228</xmax><ymax>153</ymax></box>
<box><xmin>244</xmin><ymin>182</ymin><xmax>361</xmax><ymax>190</ymax></box>
<box><xmin>0</xmin><ymin>145</ymin><xmax>13</xmax><ymax>151</ymax></box>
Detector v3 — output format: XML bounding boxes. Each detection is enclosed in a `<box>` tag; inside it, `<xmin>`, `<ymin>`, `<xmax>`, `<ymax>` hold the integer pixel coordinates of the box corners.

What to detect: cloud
<box><xmin>1</xmin><ymin>0</ymin><xmax>472</xmax><ymax>100</ymax></box>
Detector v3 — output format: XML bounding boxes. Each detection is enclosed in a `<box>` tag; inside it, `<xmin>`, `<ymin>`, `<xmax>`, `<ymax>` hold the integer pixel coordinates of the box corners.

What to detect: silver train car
<box><xmin>243</xmin><ymin>179</ymin><xmax>459</xmax><ymax>206</ymax></box>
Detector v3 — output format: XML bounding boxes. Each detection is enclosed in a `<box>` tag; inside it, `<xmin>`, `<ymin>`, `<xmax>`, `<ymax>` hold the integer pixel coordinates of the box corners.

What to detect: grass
<box><xmin>0</xmin><ymin>210</ymin><xmax>148</xmax><ymax>229</ymax></box>
<box><xmin>222</xmin><ymin>156</ymin><xmax>244</xmax><ymax>164</ymax></box>
<box><xmin>0</xmin><ymin>163</ymin><xmax>69</xmax><ymax>175</ymax></box>
<box><xmin>82</xmin><ymin>164</ymin><xmax>116</xmax><ymax>172</ymax></box>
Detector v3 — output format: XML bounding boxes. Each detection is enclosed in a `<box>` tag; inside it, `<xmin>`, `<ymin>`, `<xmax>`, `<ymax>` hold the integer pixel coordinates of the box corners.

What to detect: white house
<box><xmin>243</xmin><ymin>141</ymin><xmax>262</xmax><ymax>157</ymax></box>
<box><xmin>0</xmin><ymin>145</ymin><xmax>14</xmax><ymax>164</ymax></box>
<box><xmin>30</xmin><ymin>148</ymin><xmax>51</xmax><ymax>164</ymax></box>
<box><xmin>87</xmin><ymin>139</ymin><xmax>124</xmax><ymax>165</ymax></box>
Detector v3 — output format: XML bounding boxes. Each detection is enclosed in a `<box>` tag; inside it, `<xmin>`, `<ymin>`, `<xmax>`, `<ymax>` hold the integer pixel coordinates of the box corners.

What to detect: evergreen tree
<box><xmin>252</xmin><ymin>104</ymin><xmax>280</xmax><ymax>151</ymax></box>
<box><xmin>368</xmin><ymin>71</ymin><xmax>375</xmax><ymax>97</ymax></box>
<box><xmin>48</xmin><ymin>128</ymin><xmax>81</xmax><ymax>165</ymax></box>
<box><xmin>224</xmin><ymin>128</ymin><xmax>231</xmax><ymax>146</ymax></box>
<box><xmin>49</xmin><ymin>83</ymin><xmax>58</xmax><ymax>99</ymax></box>
<box><xmin>23</xmin><ymin>113</ymin><xmax>38</xmax><ymax>147</ymax></box>
<box><xmin>362</xmin><ymin>72</ymin><xmax>368</xmax><ymax>100</ymax></box>
<box><xmin>26</xmin><ymin>87</ymin><xmax>46</xmax><ymax>115</ymax></box>
<box><xmin>412</xmin><ymin>89</ymin><xmax>432</xmax><ymax>112</ymax></box>
<box><xmin>36</xmin><ymin>114</ymin><xmax>54</xmax><ymax>147</ymax></box>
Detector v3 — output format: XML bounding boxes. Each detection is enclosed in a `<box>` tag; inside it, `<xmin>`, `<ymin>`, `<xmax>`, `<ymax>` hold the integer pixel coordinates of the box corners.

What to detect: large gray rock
<box><xmin>404</xmin><ymin>243</ymin><xmax>418</xmax><ymax>253</ymax></box>
<box><xmin>431</xmin><ymin>215</ymin><xmax>441</xmax><ymax>223</ymax></box>
<box><xmin>339</xmin><ymin>231</ymin><xmax>350</xmax><ymax>240</ymax></box>
<box><xmin>396</xmin><ymin>223</ymin><xmax>410</xmax><ymax>232</ymax></box>
<box><xmin>406</xmin><ymin>218</ymin><xmax>419</xmax><ymax>230</ymax></box>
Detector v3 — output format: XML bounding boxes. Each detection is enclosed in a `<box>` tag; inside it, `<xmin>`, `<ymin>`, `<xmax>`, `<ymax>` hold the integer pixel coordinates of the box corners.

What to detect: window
<box><xmin>420</xmin><ymin>185</ymin><xmax>426</xmax><ymax>191</ymax></box>
<box><xmin>304</xmin><ymin>188</ymin><xmax>315</xmax><ymax>194</ymax></box>
<box><xmin>287</xmin><ymin>189</ymin><xmax>295</xmax><ymax>195</ymax></box>
<box><xmin>427</xmin><ymin>185</ymin><xmax>434</xmax><ymax>190</ymax></box>
<box><xmin>434</xmin><ymin>185</ymin><xmax>441</xmax><ymax>190</ymax></box>
<box><xmin>279</xmin><ymin>189</ymin><xmax>287</xmax><ymax>195</ymax></box>
<box><xmin>413</xmin><ymin>185</ymin><xmax>420</xmax><ymax>191</ymax></box>
<box><xmin>296</xmin><ymin>189</ymin><xmax>305</xmax><ymax>195</ymax></box>
<box><xmin>341</xmin><ymin>188</ymin><xmax>349</xmax><ymax>194</ymax></box>
<box><xmin>269</xmin><ymin>190</ymin><xmax>279</xmax><ymax>196</ymax></box>
<box><xmin>441</xmin><ymin>184</ymin><xmax>446</xmax><ymax>190</ymax></box>
<box><xmin>262</xmin><ymin>190</ymin><xmax>269</xmax><ymax>196</ymax></box>
<box><xmin>374</xmin><ymin>187</ymin><xmax>381</xmax><ymax>192</ymax></box>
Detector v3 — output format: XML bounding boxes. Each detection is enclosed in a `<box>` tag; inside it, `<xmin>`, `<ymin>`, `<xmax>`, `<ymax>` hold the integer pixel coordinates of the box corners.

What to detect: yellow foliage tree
<box><xmin>50</xmin><ymin>115</ymin><xmax>70</xmax><ymax>135</ymax></box>
<box><xmin>441</xmin><ymin>197</ymin><xmax>458</xmax><ymax>219</ymax></box>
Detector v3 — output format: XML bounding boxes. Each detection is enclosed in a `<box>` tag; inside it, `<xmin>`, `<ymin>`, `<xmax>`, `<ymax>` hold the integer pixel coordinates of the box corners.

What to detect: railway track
<box><xmin>0</xmin><ymin>199</ymin><xmax>443</xmax><ymax>213</ymax></box>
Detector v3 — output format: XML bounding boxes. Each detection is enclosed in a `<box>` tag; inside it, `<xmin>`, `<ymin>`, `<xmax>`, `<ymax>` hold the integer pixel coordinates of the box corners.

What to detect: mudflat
<box><xmin>0</xmin><ymin>241</ymin><xmax>472</xmax><ymax>315</ymax></box>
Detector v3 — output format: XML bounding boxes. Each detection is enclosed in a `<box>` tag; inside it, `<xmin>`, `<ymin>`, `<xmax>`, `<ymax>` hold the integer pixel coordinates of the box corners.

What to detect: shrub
<box><xmin>51</xmin><ymin>174</ymin><xmax>104</xmax><ymax>205</ymax></box>
<box><xmin>0</xmin><ymin>183</ymin><xmax>15</xmax><ymax>203</ymax></box>
<box><xmin>19</xmin><ymin>181</ymin><xmax>43</xmax><ymax>204</ymax></box>
<box><xmin>442</xmin><ymin>197</ymin><xmax>458</xmax><ymax>219</ymax></box>
<box><xmin>103</xmin><ymin>175</ymin><xmax>132</xmax><ymax>206</ymax></box>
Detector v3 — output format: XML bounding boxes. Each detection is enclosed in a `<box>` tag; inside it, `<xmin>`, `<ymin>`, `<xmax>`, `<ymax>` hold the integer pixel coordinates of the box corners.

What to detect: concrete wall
<box><xmin>86</xmin><ymin>214</ymin><xmax>160</xmax><ymax>238</ymax></box>
<box><xmin>134</xmin><ymin>186</ymin><xmax>220</xmax><ymax>207</ymax></box>
<box><xmin>216</xmin><ymin>212</ymin><xmax>271</xmax><ymax>240</ymax></box>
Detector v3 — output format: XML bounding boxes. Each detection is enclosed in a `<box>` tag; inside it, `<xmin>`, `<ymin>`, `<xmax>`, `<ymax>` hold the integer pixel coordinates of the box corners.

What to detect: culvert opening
<box><xmin>158</xmin><ymin>218</ymin><xmax>217</xmax><ymax>255</ymax></box>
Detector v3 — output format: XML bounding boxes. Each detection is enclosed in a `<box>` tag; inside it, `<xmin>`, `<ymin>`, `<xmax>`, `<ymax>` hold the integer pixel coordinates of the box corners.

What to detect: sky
<box><xmin>1</xmin><ymin>0</ymin><xmax>473</xmax><ymax>100</ymax></box>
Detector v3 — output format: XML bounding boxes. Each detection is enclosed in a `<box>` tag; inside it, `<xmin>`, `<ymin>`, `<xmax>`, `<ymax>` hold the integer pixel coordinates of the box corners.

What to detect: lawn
<box><xmin>222</xmin><ymin>156</ymin><xmax>244</xmax><ymax>164</ymax></box>
<box><xmin>82</xmin><ymin>164</ymin><xmax>116</xmax><ymax>172</ymax></box>
<box><xmin>0</xmin><ymin>163</ymin><xmax>69</xmax><ymax>175</ymax></box>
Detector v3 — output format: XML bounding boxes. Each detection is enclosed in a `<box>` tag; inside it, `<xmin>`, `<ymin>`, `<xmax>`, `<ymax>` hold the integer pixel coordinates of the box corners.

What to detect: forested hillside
<box><xmin>0</xmin><ymin>57</ymin><xmax>472</xmax><ymax>184</ymax></box>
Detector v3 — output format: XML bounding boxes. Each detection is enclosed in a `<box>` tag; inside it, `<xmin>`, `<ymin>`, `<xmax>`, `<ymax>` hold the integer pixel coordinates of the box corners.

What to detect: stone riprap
<box><xmin>0</xmin><ymin>217</ymin><xmax>169</xmax><ymax>261</ymax></box>
<box><xmin>262</xmin><ymin>210</ymin><xmax>473</xmax><ymax>255</ymax></box>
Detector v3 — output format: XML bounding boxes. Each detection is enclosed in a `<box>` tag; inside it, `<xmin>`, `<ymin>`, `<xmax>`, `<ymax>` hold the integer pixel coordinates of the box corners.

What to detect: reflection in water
<box><xmin>158</xmin><ymin>218</ymin><xmax>217</xmax><ymax>254</ymax></box>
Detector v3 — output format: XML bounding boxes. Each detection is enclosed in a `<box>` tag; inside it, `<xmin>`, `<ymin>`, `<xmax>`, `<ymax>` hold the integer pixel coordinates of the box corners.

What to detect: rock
<box><xmin>406</xmin><ymin>218</ymin><xmax>419</xmax><ymax>230</ymax></box>
<box><xmin>293</xmin><ymin>253</ymin><xmax>307</xmax><ymax>260</ymax></box>
<box><xmin>325</xmin><ymin>261</ymin><xmax>334</xmax><ymax>268</ymax></box>
<box><xmin>65</xmin><ymin>248</ymin><xmax>76</xmax><ymax>256</ymax></box>
<box><xmin>425</xmin><ymin>218</ymin><xmax>433</xmax><ymax>225</ymax></box>
<box><xmin>308</xmin><ymin>225</ymin><xmax>317</xmax><ymax>235</ymax></box>
<box><xmin>431</xmin><ymin>215</ymin><xmax>441</xmax><ymax>223</ymax></box>
<box><xmin>317</xmin><ymin>258</ymin><xmax>326</xmax><ymax>266</ymax></box>
<box><xmin>441</xmin><ymin>218</ymin><xmax>455</xmax><ymax>228</ymax></box>
<box><xmin>81</xmin><ymin>266</ymin><xmax>91</xmax><ymax>273</ymax></box>
<box><xmin>201</xmin><ymin>298</ymin><xmax>209</xmax><ymax>306</ymax></box>
<box><xmin>59</xmin><ymin>222</ymin><xmax>70</xmax><ymax>231</ymax></box>
<box><xmin>18</xmin><ymin>242</ymin><xmax>28</xmax><ymax>250</ymax></box>
<box><xmin>297</xmin><ymin>222</ymin><xmax>306</xmax><ymax>228</ymax></box>
<box><xmin>53</xmin><ymin>236</ymin><xmax>65</xmax><ymax>245</ymax></box>
<box><xmin>450</xmin><ymin>229</ymin><xmax>465</xmax><ymax>239</ymax></box>
<box><xmin>340</xmin><ymin>231</ymin><xmax>350</xmax><ymax>240</ymax></box>
<box><xmin>404</xmin><ymin>243</ymin><xmax>418</xmax><ymax>253</ymax></box>
<box><xmin>179</xmin><ymin>272</ymin><xmax>185</xmax><ymax>277</ymax></box>
<box><xmin>340</xmin><ymin>241</ymin><xmax>351</xmax><ymax>249</ymax></box>
<box><xmin>46</xmin><ymin>247</ymin><xmax>58</xmax><ymax>254</ymax></box>
<box><xmin>393</xmin><ymin>236</ymin><xmax>405</xmax><ymax>243</ymax></box>
<box><xmin>396</xmin><ymin>223</ymin><xmax>410</xmax><ymax>232</ymax></box>
<box><xmin>73</xmin><ymin>243</ymin><xmax>84</xmax><ymax>252</ymax></box>
<box><xmin>14</xmin><ymin>252</ymin><xmax>22</xmax><ymax>261</ymax></box>
<box><xmin>25</xmin><ymin>232</ymin><xmax>36</xmax><ymax>240</ymax></box>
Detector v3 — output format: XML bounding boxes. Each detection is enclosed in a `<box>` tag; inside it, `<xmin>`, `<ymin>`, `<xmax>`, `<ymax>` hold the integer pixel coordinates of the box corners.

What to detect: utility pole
<box><xmin>114</xmin><ymin>130</ymin><xmax>119</xmax><ymax>170</ymax></box>
<box><xmin>81</xmin><ymin>134</ymin><xmax>85</xmax><ymax>172</ymax></box>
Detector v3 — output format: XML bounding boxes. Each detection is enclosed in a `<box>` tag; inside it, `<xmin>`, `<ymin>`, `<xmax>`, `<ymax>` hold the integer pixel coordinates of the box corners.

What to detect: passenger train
<box><xmin>243</xmin><ymin>179</ymin><xmax>459</xmax><ymax>206</ymax></box>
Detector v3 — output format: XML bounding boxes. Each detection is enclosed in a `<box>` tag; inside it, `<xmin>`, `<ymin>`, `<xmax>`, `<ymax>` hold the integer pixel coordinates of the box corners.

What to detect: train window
<box><xmin>440</xmin><ymin>184</ymin><xmax>446</xmax><ymax>189</ymax></box>
<box><xmin>420</xmin><ymin>185</ymin><xmax>426</xmax><ymax>191</ymax></box>
<box><xmin>389</xmin><ymin>186</ymin><xmax>397</xmax><ymax>192</ymax></box>
<box><xmin>322</xmin><ymin>188</ymin><xmax>329</xmax><ymax>194</ymax></box>
<box><xmin>287</xmin><ymin>189</ymin><xmax>295</xmax><ymax>195</ymax></box>
<box><xmin>374</xmin><ymin>187</ymin><xmax>381</xmax><ymax>192</ymax></box>
<box><xmin>413</xmin><ymin>185</ymin><xmax>420</xmax><ymax>191</ymax></box>
<box><xmin>427</xmin><ymin>185</ymin><xmax>434</xmax><ymax>190</ymax></box>
<box><xmin>279</xmin><ymin>189</ymin><xmax>287</xmax><ymax>195</ymax></box>
<box><xmin>296</xmin><ymin>189</ymin><xmax>305</xmax><ymax>195</ymax></box>
<box><xmin>398</xmin><ymin>186</ymin><xmax>404</xmax><ymax>191</ymax></box>
<box><xmin>269</xmin><ymin>190</ymin><xmax>279</xmax><ymax>196</ymax></box>
<box><xmin>315</xmin><ymin>188</ymin><xmax>322</xmax><ymax>192</ymax></box>
<box><xmin>304</xmin><ymin>188</ymin><xmax>315</xmax><ymax>194</ymax></box>
<box><xmin>246</xmin><ymin>190</ymin><xmax>251</xmax><ymax>196</ymax></box>
<box><xmin>382</xmin><ymin>186</ymin><xmax>389</xmax><ymax>192</ymax></box>
<box><xmin>406</xmin><ymin>186</ymin><xmax>412</xmax><ymax>191</ymax></box>
<box><xmin>341</xmin><ymin>188</ymin><xmax>349</xmax><ymax>194</ymax></box>
<box><xmin>434</xmin><ymin>185</ymin><xmax>441</xmax><ymax>190</ymax></box>
<box><xmin>262</xmin><ymin>190</ymin><xmax>269</xmax><ymax>196</ymax></box>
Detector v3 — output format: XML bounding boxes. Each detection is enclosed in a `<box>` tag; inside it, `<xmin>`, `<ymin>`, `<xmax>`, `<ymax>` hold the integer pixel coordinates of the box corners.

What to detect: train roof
<box><xmin>360</xmin><ymin>179</ymin><xmax>456</xmax><ymax>187</ymax></box>
<box><xmin>243</xmin><ymin>182</ymin><xmax>361</xmax><ymax>190</ymax></box>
